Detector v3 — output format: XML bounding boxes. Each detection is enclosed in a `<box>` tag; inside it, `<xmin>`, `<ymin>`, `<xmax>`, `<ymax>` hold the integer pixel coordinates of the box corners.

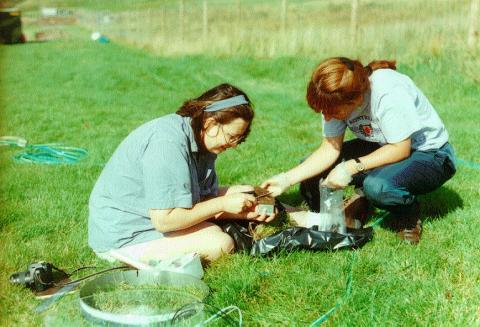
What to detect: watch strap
<box><xmin>353</xmin><ymin>158</ymin><xmax>365</xmax><ymax>172</ymax></box>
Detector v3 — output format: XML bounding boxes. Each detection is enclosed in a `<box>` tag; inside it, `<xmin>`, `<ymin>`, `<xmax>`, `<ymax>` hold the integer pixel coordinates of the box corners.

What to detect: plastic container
<box><xmin>317</xmin><ymin>183</ymin><xmax>347</xmax><ymax>234</ymax></box>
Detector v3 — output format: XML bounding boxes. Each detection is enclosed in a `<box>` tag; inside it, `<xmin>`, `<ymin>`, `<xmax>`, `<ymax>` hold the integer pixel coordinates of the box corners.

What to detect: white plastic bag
<box><xmin>305</xmin><ymin>182</ymin><xmax>346</xmax><ymax>233</ymax></box>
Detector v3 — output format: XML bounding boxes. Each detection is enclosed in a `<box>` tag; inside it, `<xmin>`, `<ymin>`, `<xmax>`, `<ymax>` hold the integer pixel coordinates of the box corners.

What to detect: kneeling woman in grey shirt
<box><xmin>88</xmin><ymin>83</ymin><xmax>274</xmax><ymax>264</ymax></box>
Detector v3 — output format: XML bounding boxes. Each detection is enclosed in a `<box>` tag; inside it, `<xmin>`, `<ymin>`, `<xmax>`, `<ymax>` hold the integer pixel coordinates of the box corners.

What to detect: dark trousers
<box><xmin>300</xmin><ymin>139</ymin><xmax>456</xmax><ymax>219</ymax></box>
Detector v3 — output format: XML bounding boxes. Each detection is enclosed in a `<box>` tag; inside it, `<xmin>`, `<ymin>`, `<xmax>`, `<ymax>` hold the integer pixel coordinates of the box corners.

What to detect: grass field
<box><xmin>1</xmin><ymin>0</ymin><xmax>480</xmax><ymax>326</ymax></box>
<box><xmin>15</xmin><ymin>0</ymin><xmax>476</xmax><ymax>59</ymax></box>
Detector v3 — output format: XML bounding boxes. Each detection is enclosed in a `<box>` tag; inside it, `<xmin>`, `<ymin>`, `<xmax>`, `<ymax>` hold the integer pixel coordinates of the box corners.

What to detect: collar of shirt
<box><xmin>181</xmin><ymin>116</ymin><xmax>199</xmax><ymax>153</ymax></box>
<box><xmin>180</xmin><ymin>115</ymin><xmax>217</xmax><ymax>162</ymax></box>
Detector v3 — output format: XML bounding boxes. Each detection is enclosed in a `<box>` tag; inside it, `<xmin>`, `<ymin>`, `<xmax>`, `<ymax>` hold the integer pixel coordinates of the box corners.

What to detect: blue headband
<box><xmin>204</xmin><ymin>95</ymin><xmax>248</xmax><ymax>112</ymax></box>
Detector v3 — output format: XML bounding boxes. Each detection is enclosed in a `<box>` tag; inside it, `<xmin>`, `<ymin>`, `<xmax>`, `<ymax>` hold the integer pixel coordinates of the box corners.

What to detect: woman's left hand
<box><xmin>244</xmin><ymin>206</ymin><xmax>277</xmax><ymax>223</ymax></box>
<box><xmin>324</xmin><ymin>161</ymin><xmax>353</xmax><ymax>189</ymax></box>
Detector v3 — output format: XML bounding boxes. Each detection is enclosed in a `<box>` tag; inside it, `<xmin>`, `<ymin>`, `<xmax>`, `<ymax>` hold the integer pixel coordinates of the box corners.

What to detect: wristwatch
<box><xmin>354</xmin><ymin>158</ymin><xmax>365</xmax><ymax>172</ymax></box>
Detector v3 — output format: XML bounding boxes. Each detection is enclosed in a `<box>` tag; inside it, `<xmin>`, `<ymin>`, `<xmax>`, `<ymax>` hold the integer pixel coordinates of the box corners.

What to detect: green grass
<box><xmin>1</xmin><ymin>2</ymin><xmax>480</xmax><ymax>326</ymax></box>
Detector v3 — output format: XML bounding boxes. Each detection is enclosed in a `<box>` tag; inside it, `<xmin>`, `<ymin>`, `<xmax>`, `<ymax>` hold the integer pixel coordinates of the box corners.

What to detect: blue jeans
<box><xmin>300</xmin><ymin>139</ymin><xmax>456</xmax><ymax>219</ymax></box>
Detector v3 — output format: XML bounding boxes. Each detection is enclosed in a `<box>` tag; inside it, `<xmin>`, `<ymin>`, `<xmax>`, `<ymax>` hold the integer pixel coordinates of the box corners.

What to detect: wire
<box><xmin>60</xmin><ymin>265</ymin><xmax>131</xmax><ymax>286</ymax></box>
<box><xmin>310</xmin><ymin>250</ymin><xmax>357</xmax><ymax>327</ymax></box>
<box><xmin>309</xmin><ymin>212</ymin><xmax>388</xmax><ymax>326</ymax></box>
<box><xmin>171</xmin><ymin>302</ymin><xmax>205</xmax><ymax>324</ymax></box>
<box><xmin>369</xmin><ymin>211</ymin><xmax>389</xmax><ymax>228</ymax></box>
<box><xmin>457</xmin><ymin>158</ymin><xmax>480</xmax><ymax>170</ymax></box>
<box><xmin>34</xmin><ymin>265</ymin><xmax>131</xmax><ymax>315</ymax></box>
<box><xmin>67</xmin><ymin>266</ymin><xmax>98</xmax><ymax>276</ymax></box>
<box><xmin>171</xmin><ymin>302</ymin><xmax>242</xmax><ymax>326</ymax></box>
<box><xmin>50</xmin><ymin>264</ymin><xmax>70</xmax><ymax>278</ymax></box>
<box><xmin>202</xmin><ymin>304</ymin><xmax>243</xmax><ymax>326</ymax></box>
<box><xmin>32</xmin><ymin>264</ymin><xmax>129</xmax><ymax>290</ymax></box>
<box><xmin>49</xmin><ymin>264</ymin><xmax>98</xmax><ymax>287</ymax></box>
<box><xmin>310</xmin><ymin>251</ymin><xmax>357</xmax><ymax>326</ymax></box>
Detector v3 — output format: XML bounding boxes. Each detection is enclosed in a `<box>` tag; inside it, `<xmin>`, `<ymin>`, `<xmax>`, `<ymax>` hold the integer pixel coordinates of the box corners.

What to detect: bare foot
<box><xmin>289</xmin><ymin>211</ymin><xmax>309</xmax><ymax>227</ymax></box>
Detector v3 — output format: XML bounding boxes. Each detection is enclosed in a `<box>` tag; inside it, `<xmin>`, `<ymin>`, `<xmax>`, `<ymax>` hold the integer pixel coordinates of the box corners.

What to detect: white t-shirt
<box><xmin>322</xmin><ymin>69</ymin><xmax>448</xmax><ymax>151</ymax></box>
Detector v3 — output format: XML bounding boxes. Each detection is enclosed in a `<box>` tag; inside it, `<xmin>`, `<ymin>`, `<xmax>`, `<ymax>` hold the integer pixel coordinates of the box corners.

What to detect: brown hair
<box><xmin>176</xmin><ymin>83</ymin><xmax>254</xmax><ymax>151</ymax></box>
<box><xmin>306</xmin><ymin>57</ymin><xmax>396</xmax><ymax>114</ymax></box>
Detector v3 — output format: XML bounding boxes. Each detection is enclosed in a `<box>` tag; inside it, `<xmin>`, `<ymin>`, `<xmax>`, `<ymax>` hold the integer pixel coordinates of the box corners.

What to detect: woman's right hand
<box><xmin>222</xmin><ymin>193</ymin><xmax>256</xmax><ymax>214</ymax></box>
<box><xmin>225</xmin><ymin>184</ymin><xmax>254</xmax><ymax>195</ymax></box>
<box><xmin>261</xmin><ymin>173</ymin><xmax>291</xmax><ymax>197</ymax></box>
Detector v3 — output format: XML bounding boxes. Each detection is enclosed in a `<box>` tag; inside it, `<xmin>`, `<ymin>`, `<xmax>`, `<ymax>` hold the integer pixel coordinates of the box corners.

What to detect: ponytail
<box><xmin>364</xmin><ymin>60</ymin><xmax>396</xmax><ymax>76</ymax></box>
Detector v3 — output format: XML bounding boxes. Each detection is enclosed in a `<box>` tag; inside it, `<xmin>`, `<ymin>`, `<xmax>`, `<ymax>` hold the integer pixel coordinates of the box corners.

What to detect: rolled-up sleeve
<box><xmin>142</xmin><ymin>135</ymin><xmax>193</xmax><ymax>211</ymax></box>
<box><xmin>322</xmin><ymin>117</ymin><xmax>347</xmax><ymax>137</ymax></box>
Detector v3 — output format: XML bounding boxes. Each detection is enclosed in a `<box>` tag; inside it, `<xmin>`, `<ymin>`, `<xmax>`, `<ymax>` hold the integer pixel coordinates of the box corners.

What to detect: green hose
<box><xmin>1</xmin><ymin>136</ymin><xmax>87</xmax><ymax>164</ymax></box>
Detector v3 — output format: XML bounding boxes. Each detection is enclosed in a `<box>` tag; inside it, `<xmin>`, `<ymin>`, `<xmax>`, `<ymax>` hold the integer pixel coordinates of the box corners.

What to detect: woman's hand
<box><xmin>244</xmin><ymin>206</ymin><xmax>277</xmax><ymax>223</ymax></box>
<box><xmin>323</xmin><ymin>161</ymin><xmax>353</xmax><ymax>189</ymax></box>
<box><xmin>222</xmin><ymin>193</ymin><xmax>256</xmax><ymax>214</ymax></box>
<box><xmin>225</xmin><ymin>184</ymin><xmax>254</xmax><ymax>195</ymax></box>
<box><xmin>261</xmin><ymin>173</ymin><xmax>291</xmax><ymax>197</ymax></box>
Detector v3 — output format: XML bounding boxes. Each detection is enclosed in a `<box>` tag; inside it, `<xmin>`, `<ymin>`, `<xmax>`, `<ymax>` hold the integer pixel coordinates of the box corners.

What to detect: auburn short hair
<box><xmin>306</xmin><ymin>57</ymin><xmax>396</xmax><ymax>115</ymax></box>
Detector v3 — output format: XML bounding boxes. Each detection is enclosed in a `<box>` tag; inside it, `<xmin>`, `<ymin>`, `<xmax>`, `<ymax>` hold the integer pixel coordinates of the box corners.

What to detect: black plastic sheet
<box><xmin>219</xmin><ymin>222</ymin><xmax>373</xmax><ymax>256</ymax></box>
<box><xmin>219</xmin><ymin>222</ymin><xmax>254</xmax><ymax>253</ymax></box>
<box><xmin>251</xmin><ymin>226</ymin><xmax>373</xmax><ymax>256</ymax></box>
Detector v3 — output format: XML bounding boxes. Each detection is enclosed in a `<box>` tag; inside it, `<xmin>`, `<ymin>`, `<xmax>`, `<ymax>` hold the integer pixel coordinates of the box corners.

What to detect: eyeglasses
<box><xmin>220</xmin><ymin>125</ymin><xmax>245</xmax><ymax>146</ymax></box>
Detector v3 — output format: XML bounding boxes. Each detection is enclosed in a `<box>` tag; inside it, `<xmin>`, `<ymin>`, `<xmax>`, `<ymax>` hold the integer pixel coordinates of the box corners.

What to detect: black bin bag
<box><xmin>0</xmin><ymin>9</ymin><xmax>25</xmax><ymax>44</ymax></box>
<box><xmin>219</xmin><ymin>222</ymin><xmax>254</xmax><ymax>252</ymax></box>
<box><xmin>218</xmin><ymin>222</ymin><xmax>374</xmax><ymax>256</ymax></box>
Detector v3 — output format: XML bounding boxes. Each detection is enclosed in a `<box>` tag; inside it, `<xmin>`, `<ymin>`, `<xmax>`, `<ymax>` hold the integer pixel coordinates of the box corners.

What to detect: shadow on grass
<box><xmin>277</xmin><ymin>190</ymin><xmax>304</xmax><ymax>208</ymax></box>
<box><xmin>276</xmin><ymin>185</ymin><xmax>463</xmax><ymax>229</ymax></box>
<box><xmin>379</xmin><ymin>185</ymin><xmax>463</xmax><ymax>232</ymax></box>
<box><xmin>419</xmin><ymin>185</ymin><xmax>463</xmax><ymax>221</ymax></box>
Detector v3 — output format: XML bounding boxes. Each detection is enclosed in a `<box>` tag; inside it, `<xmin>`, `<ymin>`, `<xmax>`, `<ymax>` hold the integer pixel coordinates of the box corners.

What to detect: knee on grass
<box><xmin>197</xmin><ymin>224</ymin><xmax>235</xmax><ymax>262</ymax></box>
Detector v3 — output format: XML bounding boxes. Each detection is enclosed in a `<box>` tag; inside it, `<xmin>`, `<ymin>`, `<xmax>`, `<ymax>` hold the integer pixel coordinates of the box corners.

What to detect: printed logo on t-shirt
<box><xmin>347</xmin><ymin>115</ymin><xmax>386</xmax><ymax>143</ymax></box>
<box><xmin>359</xmin><ymin>123</ymin><xmax>373</xmax><ymax>137</ymax></box>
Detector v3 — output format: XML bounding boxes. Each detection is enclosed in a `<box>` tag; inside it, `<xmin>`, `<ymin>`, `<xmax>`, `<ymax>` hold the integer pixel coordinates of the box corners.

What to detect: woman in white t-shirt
<box><xmin>262</xmin><ymin>57</ymin><xmax>456</xmax><ymax>244</ymax></box>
